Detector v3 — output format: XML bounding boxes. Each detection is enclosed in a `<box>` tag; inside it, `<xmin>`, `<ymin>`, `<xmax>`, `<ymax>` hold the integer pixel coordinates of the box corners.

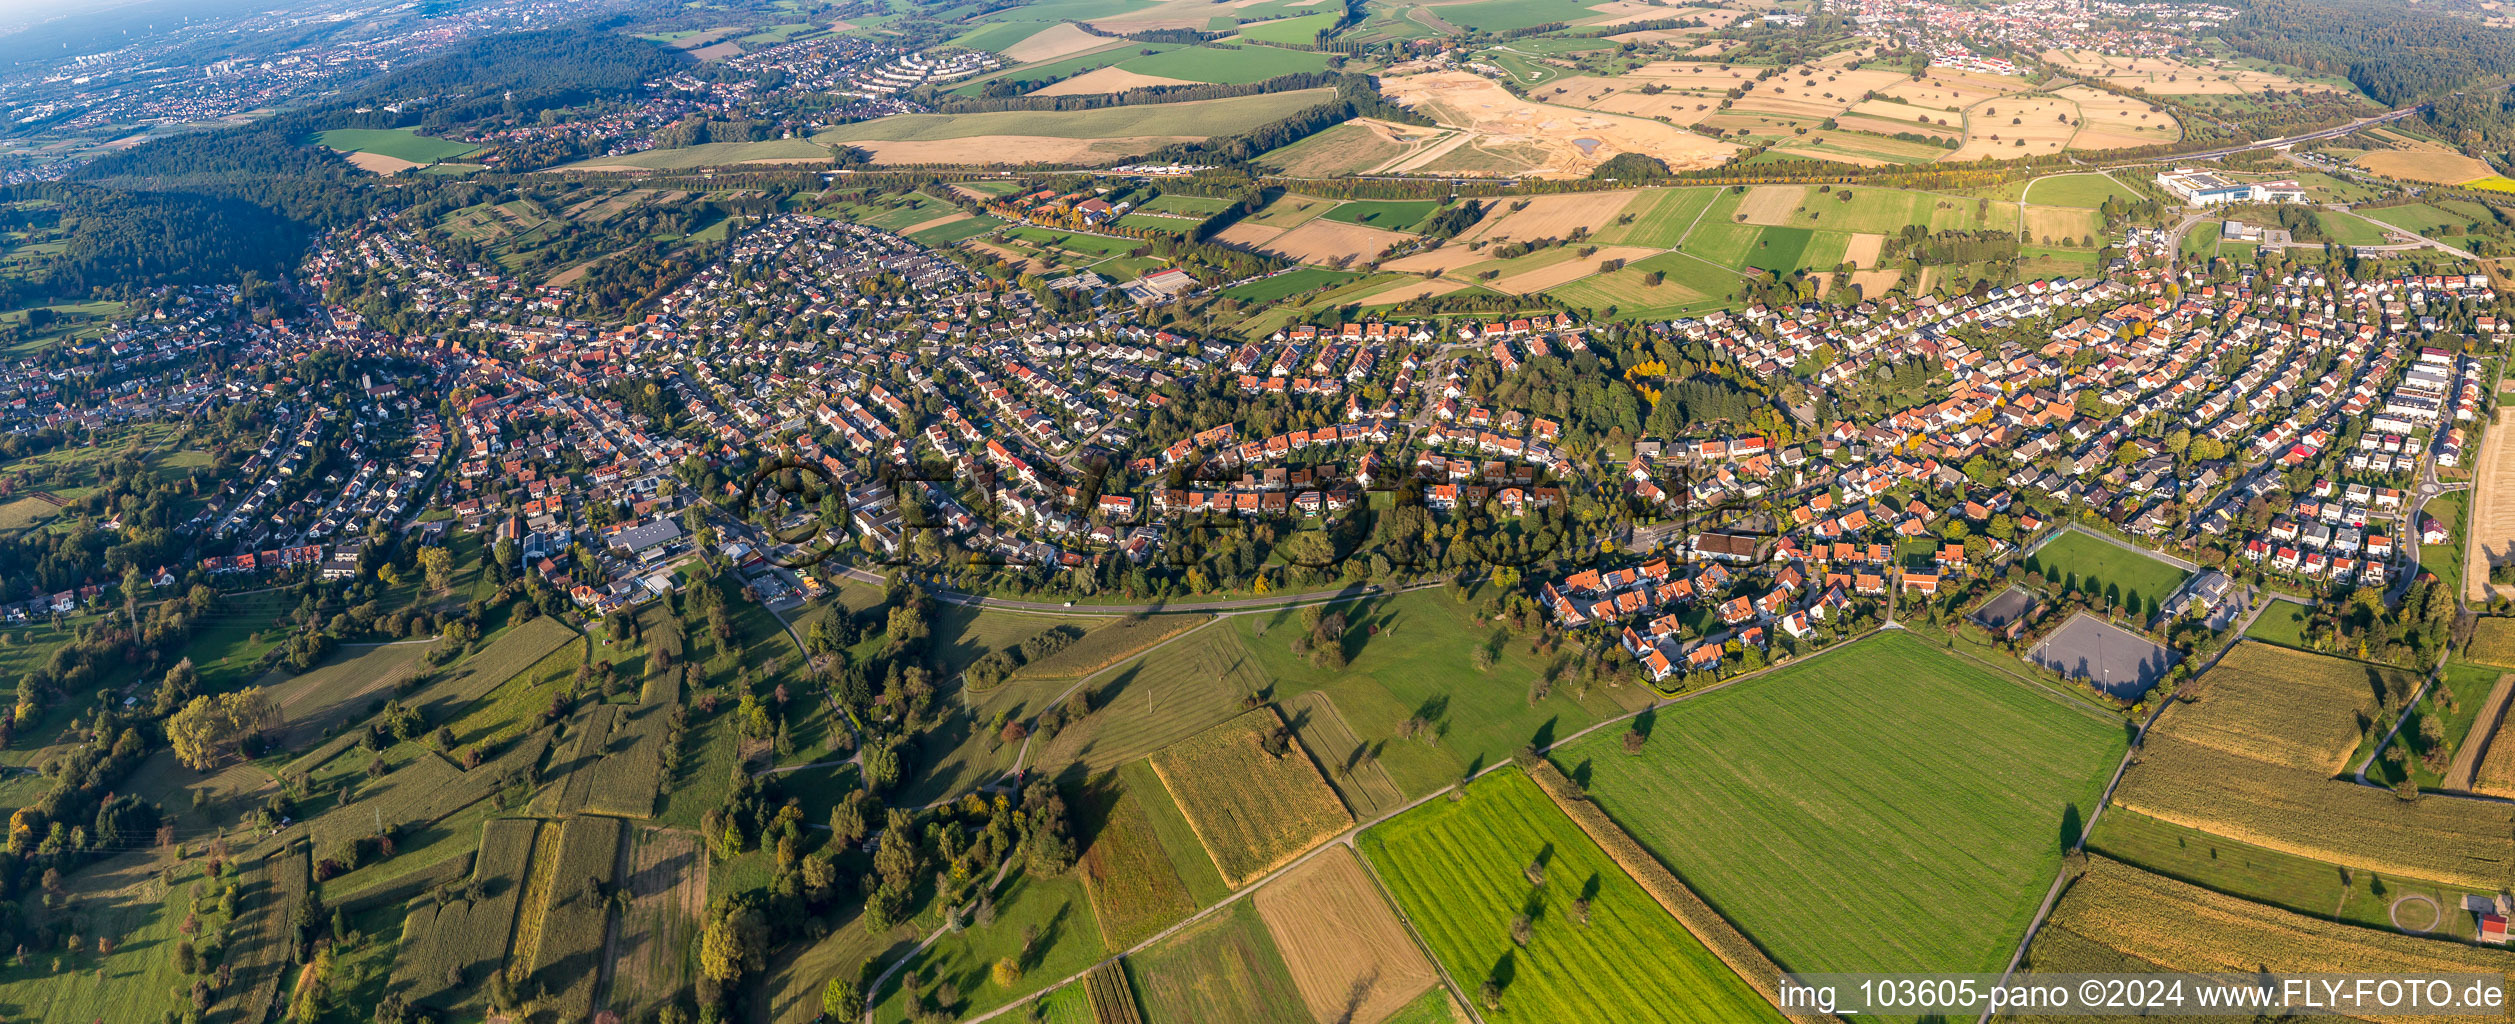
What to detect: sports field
<box><xmin>1360</xmin><ymin>769</ymin><xmax>1781</xmax><ymax>1024</ymax></box>
<box><xmin>1559</xmin><ymin>630</ymin><xmax>2127</xmax><ymax>976</ymax></box>
<box><xmin>2022</xmin><ymin>529</ymin><xmax>2190</xmax><ymax>620</ymax></box>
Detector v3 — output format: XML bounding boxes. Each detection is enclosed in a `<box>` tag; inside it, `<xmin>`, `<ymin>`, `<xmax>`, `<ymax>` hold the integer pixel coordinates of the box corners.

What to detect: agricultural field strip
<box><xmin>963</xmin><ymin>627</ymin><xmax>1960</xmax><ymax>1022</ymax></box>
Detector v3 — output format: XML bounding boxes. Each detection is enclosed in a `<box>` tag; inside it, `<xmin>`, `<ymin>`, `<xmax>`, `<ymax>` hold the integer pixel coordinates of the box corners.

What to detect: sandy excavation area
<box><xmin>1380</xmin><ymin>69</ymin><xmax>1735</xmax><ymax>177</ymax></box>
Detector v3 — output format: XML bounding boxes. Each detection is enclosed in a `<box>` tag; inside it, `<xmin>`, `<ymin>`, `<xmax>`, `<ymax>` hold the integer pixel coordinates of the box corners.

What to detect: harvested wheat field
<box><xmin>1457</xmin><ymin>189</ymin><xmax>1640</xmax><ymax>244</ymax></box>
<box><xmin>1253</xmin><ymin>845</ymin><xmax>1440</xmax><ymax>1024</ymax></box>
<box><xmin>2032</xmin><ymin>855</ymin><xmax>2515</xmax><ymax>984</ymax></box>
<box><xmin>1354</xmin><ymin>276</ymin><xmax>1473</xmax><ymax>304</ymax></box>
<box><xmin>2041</xmin><ymin>50</ymin><xmax>2344</xmax><ymax>95</ymax></box>
<box><xmin>1255</xmin><ymin>219</ymin><xmax>1414</xmax><ymax>265</ymax></box>
<box><xmin>1380</xmin><ymin>244</ymin><xmax>1490</xmax><ymax>275</ymax></box>
<box><xmin>1530</xmin><ymin>62</ymin><xmax>1755</xmax><ymax>125</ymax></box>
<box><xmin>1732</xmin><ymin>66</ymin><xmax>1910</xmax><ymax>121</ymax></box>
<box><xmin>2470</xmin><ymin>409</ymin><xmax>2515</xmax><ymax>603</ymax></box>
<box><xmin>1489</xmin><ymin>246</ymin><xmax>1659</xmax><ymax>293</ymax></box>
<box><xmin>900</xmin><ymin>212</ymin><xmax>973</xmax><ymax>237</ymax></box>
<box><xmin>1032</xmin><ymin>66</ymin><xmax>1196</xmax><ymax>96</ymax></box>
<box><xmin>2473</xmin><ymin>699</ymin><xmax>2515</xmax><ymax>799</ymax></box>
<box><xmin>1151</xmin><ymin>708</ymin><xmax>1353</xmax><ymax>888</ymax></box>
<box><xmin>607</xmin><ymin>827</ymin><xmax>706</xmax><ymax>1020</ymax></box>
<box><xmin>1952</xmin><ymin>94</ymin><xmax>2080</xmax><ymax>161</ymax></box>
<box><xmin>1849</xmin><ymin>98</ymin><xmax>1961</xmax><ymax>132</ymax></box>
<box><xmin>345</xmin><ymin>151</ymin><xmax>422</xmax><ymax>174</ymax></box>
<box><xmin>1736</xmin><ymin>184</ymin><xmax>1809</xmax><ymax>225</ymax></box>
<box><xmin>2056</xmin><ymin>85</ymin><xmax>2178</xmax><ymax>149</ymax></box>
<box><xmin>1003</xmin><ymin>22</ymin><xmax>1112</xmax><ymax>63</ymax></box>
<box><xmin>2360</xmin><ymin>143</ymin><xmax>2498</xmax><ymax>185</ymax></box>
<box><xmin>1214</xmin><ymin>223</ymin><xmax>1289</xmax><ymax>250</ymax></box>
<box><xmin>1839</xmin><ymin>232</ymin><xmax>1885</xmax><ymax>268</ymax></box>
<box><xmin>1882</xmin><ymin>67</ymin><xmax>2031</xmax><ymax>116</ymax></box>
<box><xmin>1382</xmin><ymin>69</ymin><xmax>1735</xmax><ymax>177</ymax></box>
<box><xmin>1848</xmin><ymin>267</ymin><xmax>1901</xmax><ymax>294</ymax></box>
<box><xmin>2447</xmin><ymin>672</ymin><xmax>2515</xmax><ymax>793</ymax></box>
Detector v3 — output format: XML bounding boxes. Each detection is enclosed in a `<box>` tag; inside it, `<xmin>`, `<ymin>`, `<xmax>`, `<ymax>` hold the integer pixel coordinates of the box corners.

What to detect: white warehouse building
<box><xmin>2157</xmin><ymin>168</ymin><xmax>2308</xmax><ymax>205</ymax></box>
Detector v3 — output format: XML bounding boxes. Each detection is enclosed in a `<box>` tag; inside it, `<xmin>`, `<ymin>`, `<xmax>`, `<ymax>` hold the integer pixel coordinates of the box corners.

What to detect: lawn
<box><xmin>1322</xmin><ymin>199</ymin><xmax>1440</xmax><ymax>231</ymax></box>
<box><xmin>1234</xmin><ymin>11</ymin><xmax>1336</xmax><ymax>44</ymax></box>
<box><xmin>1591</xmin><ymin>187</ymin><xmax>1719</xmax><ymax>248</ymax></box>
<box><xmin>0</xmin><ymin>850</ymin><xmax>194</xmax><ymax>1024</ymax></box>
<box><xmin>1558</xmin><ymin>630</ymin><xmax>2128</xmax><ymax>977</ymax></box>
<box><xmin>2422</xmin><ymin>493</ymin><xmax>2465</xmax><ymax>597</ymax></box>
<box><xmin>1220</xmin><ymin>268</ymin><xmax>1361</xmax><ymax>303</ymax></box>
<box><xmin>2021</xmin><ymin>172</ymin><xmax>2141</xmax><ymax>208</ymax></box>
<box><xmin>2243</xmin><ymin>599</ymin><xmax>2314</xmax><ymax>649</ymax></box>
<box><xmin>2371</xmin><ymin>659</ymin><xmax>2501</xmax><ymax>791</ymax></box>
<box><xmin>821</xmin><ymin>90</ymin><xmax>1334</xmax><ymax>143</ymax></box>
<box><xmin>1360</xmin><ymin>768</ymin><xmax>1781</xmax><ymax>1024</ymax></box>
<box><xmin>315</xmin><ymin>127</ymin><xmax>481</xmax><ymax>164</ymax></box>
<box><xmin>2315</xmin><ymin>210</ymin><xmax>2391</xmax><ymax>246</ymax></box>
<box><xmin>1741</xmin><ymin>224</ymin><xmax>1812</xmax><ymax>274</ymax></box>
<box><xmin>2021</xmin><ymin>529</ymin><xmax>2191</xmax><ymax>620</ymax></box>
<box><xmin>873</xmin><ymin>866</ymin><xmax>1109</xmax><ymax>1023</ymax></box>
<box><xmin>1222</xmin><ymin>587</ymin><xmax>1648</xmax><ymax>798</ymax></box>
<box><xmin>908</xmin><ymin>213</ymin><xmax>1003</xmax><ymax>247</ymax></box>
<box><xmin>1430</xmin><ymin>0</ymin><xmax>1607</xmax><ymax>32</ymax></box>
<box><xmin>1000</xmin><ymin>226</ymin><xmax>1146</xmax><ymax>259</ymax></box>
<box><xmin>1117</xmin><ymin>43</ymin><xmax>1329</xmax><ymax>84</ymax></box>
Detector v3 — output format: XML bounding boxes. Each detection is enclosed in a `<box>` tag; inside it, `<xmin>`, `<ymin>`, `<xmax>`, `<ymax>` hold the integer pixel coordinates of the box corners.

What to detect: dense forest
<box><xmin>0</xmin><ymin>185</ymin><xmax>304</xmax><ymax>304</ymax></box>
<box><xmin>2224</xmin><ymin>0</ymin><xmax>2515</xmax><ymax>106</ymax></box>
<box><xmin>80</xmin><ymin>29</ymin><xmax>688</xmax><ymax>184</ymax></box>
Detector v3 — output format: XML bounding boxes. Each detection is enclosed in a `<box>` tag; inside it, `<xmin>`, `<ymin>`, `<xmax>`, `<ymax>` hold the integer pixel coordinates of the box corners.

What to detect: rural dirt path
<box><xmin>2444</xmin><ymin>671</ymin><xmax>2515</xmax><ymax>792</ymax></box>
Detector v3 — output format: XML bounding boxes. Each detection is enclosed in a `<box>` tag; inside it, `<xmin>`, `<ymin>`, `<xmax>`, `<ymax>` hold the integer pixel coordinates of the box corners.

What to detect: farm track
<box><xmin>2443</xmin><ymin>672</ymin><xmax>2515</xmax><ymax>792</ymax></box>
